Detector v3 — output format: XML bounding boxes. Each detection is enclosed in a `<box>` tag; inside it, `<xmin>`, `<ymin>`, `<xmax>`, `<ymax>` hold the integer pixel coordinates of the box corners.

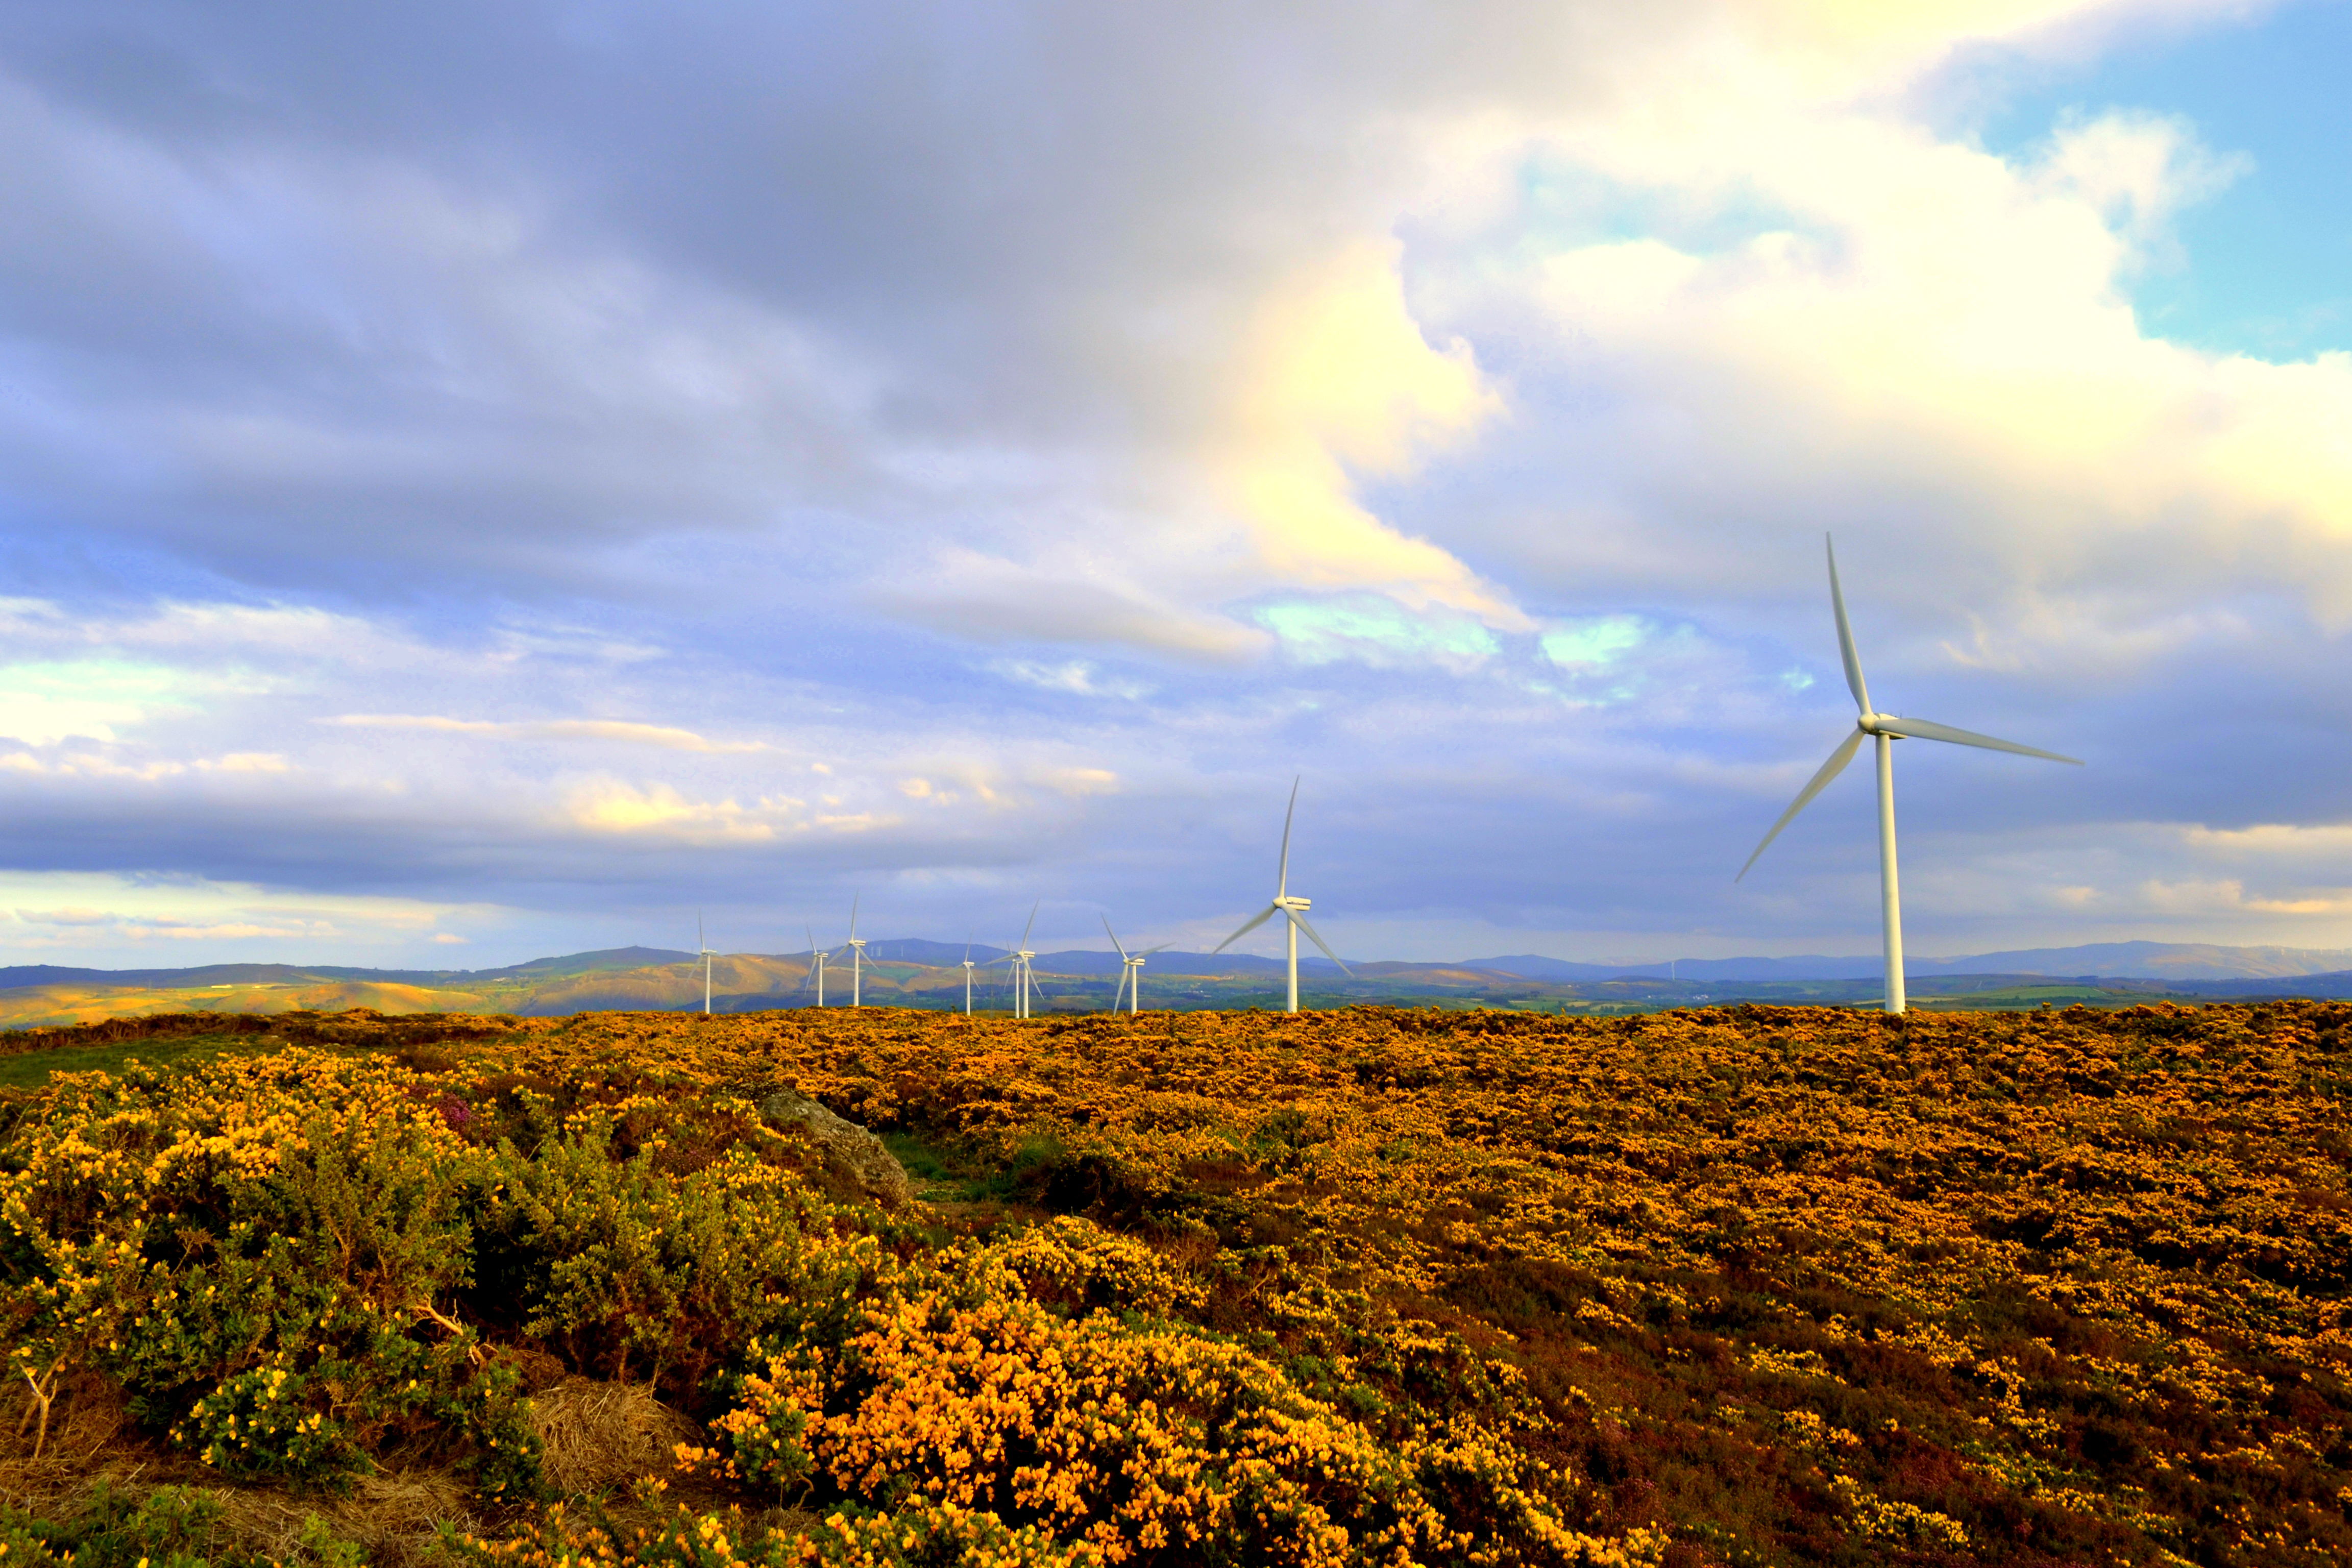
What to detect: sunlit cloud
<box><xmin>0</xmin><ymin>872</ymin><xmax>480</xmax><ymax>953</ymax></box>
<box><xmin>0</xmin><ymin>660</ymin><xmax>208</xmax><ymax>745</ymax></box>
<box><xmin>1220</xmin><ymin>244</ymin><xmax>1524</xmax><ymax>624</ymax></box>
<box><xmin>322</xmin><ymin>714</ymin><xmax>767</xmax><ymax>752</ymax></box>
<box><xmin>562</xmin><ymin>782</ymin><xmax>816</xmax><ymax>843</ymax></box>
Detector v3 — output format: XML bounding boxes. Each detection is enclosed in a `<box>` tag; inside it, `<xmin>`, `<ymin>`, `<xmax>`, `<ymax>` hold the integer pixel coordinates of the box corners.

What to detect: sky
<box><xmin>4</xmin><ymin>0</ymin><xmax>2352</xmax><ymax>970</ymax></box>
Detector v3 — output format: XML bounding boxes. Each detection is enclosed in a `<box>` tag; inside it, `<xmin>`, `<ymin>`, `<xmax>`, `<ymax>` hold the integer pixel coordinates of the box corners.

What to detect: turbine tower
<box><xmin>961</xmin><ymin>936</ymin><xmax>977</xmax><ymax>1016</ymax></box>
<box><xmin>1214</xmin><ymin>777</ymin><xmax>1351</xmax><ymax>1013</ymax></box>
<box><xmin>843</xmin><ymin>894</ymin><xmax>875</xmax><ymax>1008</ymax></box>
<box><xmin>1102</xmin><ymin>917</ymin><xmax>1170</xmax><ymax>1016</ymax></box>
<box><xmin>989</xmin><ymin>903</ymin><xmax>1042</xmax><ymax>1019</ymax></box>
<box><xmin>696</xmin><ymin>912</ymin><xmax>716</xmax><ymax>1015</ymax></box>
<box><xmin>1739</xmin><ymin>535</ymin><xmax>2082</xmax><ymax>1015</ymax></box>
<box><xmin>797</xmin><ymin>924</ymin><xmax>835</xmax><ymax>1008</ymax></box>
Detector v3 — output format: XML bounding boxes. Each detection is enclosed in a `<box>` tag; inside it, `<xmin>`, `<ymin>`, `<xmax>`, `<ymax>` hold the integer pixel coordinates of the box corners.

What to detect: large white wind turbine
<box><xmin>697</xmin><ymin>912</ymin><xmax>716</xmax><ymax>1015</ymax></box>
<box><xmin>961</xmin><ymin>936</ymin><xmax>977</xmax><ymax>1017</ymax></box>
<box><xmin>1739</xmin><ymin>535</ymin><xmax>2082</xmax><ymax>1015</ymax></box>
<box><xmin>1214</xmin><ymin>778</ymin><xmax>1351</xmax><ymax>1013</ymax></box>
<box><xmin>1102</xmin><ymin>917</ymin><xmax>1170</xmax><ymax>1016</ymax></box>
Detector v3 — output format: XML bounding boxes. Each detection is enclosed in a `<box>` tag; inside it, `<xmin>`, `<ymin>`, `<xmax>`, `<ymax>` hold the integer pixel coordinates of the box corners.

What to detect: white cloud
<box><xmin>1448</xmin><ymin>81</ymin><xmax>2352</xmax><ymax>647</ymax></box>
<box><xmin>562</xmin><ymin>781</ymin><xmax>817</xmax><ymax>844</ymax></box>
<box><xmin>322</xmin><ymin>714</ymin><xmax>766</xmax><ymax>752</ymax></box>
<box><xmin>987</xmin><ymin>660</ymin><xmax>1152</xmax><ymax>699</ymax></box>
<box><xmin>0</xmin><ymin>872</ymin><xmax>480</xmax><ymax>954</ymax></box>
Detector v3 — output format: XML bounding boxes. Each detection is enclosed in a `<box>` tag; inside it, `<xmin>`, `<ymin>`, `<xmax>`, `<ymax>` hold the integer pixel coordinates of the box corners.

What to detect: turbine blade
<box><xmin>848</xmin><ymin>892</ymin><xmax>859</xmax><ymax>941</ymax></box>
<box><xmin>1277</xmin><ymin>776</ymin><xmax>1299</xmax><ymax>898</ymax></box>
<box><xmin>1872</xmin><ymin>715</ymin><xmax>2084</xmax><ymax>765</ymax></box>
<box><xmin>1020</xmin><ymin>899</ymin><xmax>1038</xmax><ymax>949</ymax></box>
<box><xmin>1139</xmin><ymin>941</ymin><xmax>1175</xmax><ymax>955</ymax></box>
<box><xmin>1101</xmin><ymin>914</ymin><xmax>1131</xmax><ymax>962</ymax></box>
<box><xmin>1737</xmin><ymin>727</ymin><xmax>1865</xmax><ymax>881</ymax></box>
<box><xmin>1826</xmin><ymin>535</ymin><xmax>1872</xmax><ymax>716</ymax></box>
<box><xmin>1211</xmin><ymin>904</ymin><xmax>1279</xmax><ymax>952</ymax></box>
<box><xmin>1287</xmin><ymin>909</ymin><xmax>1352</xmax><ymax>976</ymax></box>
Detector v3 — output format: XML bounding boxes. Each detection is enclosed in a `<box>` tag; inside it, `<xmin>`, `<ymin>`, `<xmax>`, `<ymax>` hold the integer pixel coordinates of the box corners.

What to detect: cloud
<box><xmin>1255</xmin><ymin>596</ymin><xmax>1502</xmax><ymax>670</ymax></box>
<box><xmin>1217</xmin><ymin>244</ymin><xmax>1522</xmax><ymax>623</ymax></box>
<box><xmin>0</xmin><ymin>659</ymin><xmax>206</xmax><ymax>744</ymax></box>
<box><xmin>0</xmin><ymin>871</ymin><xmax>476</xmax><ymax>958</ymax></box>
<box><xmin>1447</xmin><ymin>89</ymin><xmax>2352</xmax><ymax>643</ymax></box>
<box><xmin>562</xmin><ymin>781</ymin><xmax>813</xmax><ymax>844</ymax></box>
<box><xmin>6</xmin><ymin>0</ymin><xmax>2350</xmax><ymax>969</ymax></box>
<box><xmin>2182</xmin><ymin>822</ymin><xmax>2352</xmax><ymax>859</ymax></box>
<box><xmin>1540</xmin><ymin>617</ymin><xmax>1647</xmax><ymax>669</ymax></box>
<box><xmin>986</xmin><ymin>660</ymin><xmax>1151</xmax><ymax>700</ymax></box>
<box><xmin>884</xmin><ymin>552</ymin><xmax>1272</xmax><ymax>662</ymax></box>
<box><xmin>322</xmin><ymin>714</ymin><xmax>765</xmax><ymax>752</ymax></box>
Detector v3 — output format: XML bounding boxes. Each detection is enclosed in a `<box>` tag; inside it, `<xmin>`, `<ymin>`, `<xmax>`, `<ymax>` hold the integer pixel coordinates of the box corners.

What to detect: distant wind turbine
<box><xmin>842</xmin><ymin>894</ymin><xmax>876</xmax><ymax>1008</ymax></box>
<box><xmin>961</xmin><ymin>935</ymin><xmax>977</xmax><ymax>1016</ymax></box>
<box><xmin>697</xmin><ymin>912</ymin><xmax>716</xmax><ymax>1015</ymax></box>
<box><xmin>1739</xmin><ymin>535</ymin><xmax>2082</xmax><ymax>1015</ymax></box>
<box><xmin>1214</xmin><ymin>777</ymin><xmax>1351</xmax><ymax>1013</ymax></box>
<box><xmin>988</xmin><ymin>903</ymin><xmax>1043</xmax><ymax>1019</ymax></box>
<box><xmin>1102</xmin><ymin>917</ymin><xmax>1170</xmax><ymax>1016</ymax></box>
<box><xmin>796</xmin><ymin>923</ymin><xmax>836</xmax><ymax>1008</ymax></box>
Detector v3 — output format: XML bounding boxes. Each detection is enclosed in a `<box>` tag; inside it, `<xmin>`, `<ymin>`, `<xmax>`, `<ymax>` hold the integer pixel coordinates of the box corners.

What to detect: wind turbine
<box><xmin>796</xmin><ymin>924</ymin><xmax>835</xmax><ymax>1008</ymax></box>
<box><xmin>987</xmin><ymin>903</ymin><xmax>1042</xmax><ymax>1019</ymax></box>
<box><xmin>1739</xmin><ymin>535</ymin><xmax>2082</xmax><ymax>1015</ymax></box>
<box><xmin>1102</xmin><ymin>917</ymin><xmax>1170</xmax><ymax>1016</ymax></box>
<box><xmin>961</xmin><ymin>935</ymin><xmax>978</xmax><ymax>1016</ymax></box>
<box><xmin>1214</xmin><ymin>777</ymin><xmax>1351</xmax><ymax>1013</ymax></box>
<box><xmin>842</xmin><ymin>894</ymin><xmax>877</xmax><ymax>1008</ymax></box>
<box><xmin>697</xmin><ymin>912</ymin><xmax>716</xmax><ymax>1015</ymax></box>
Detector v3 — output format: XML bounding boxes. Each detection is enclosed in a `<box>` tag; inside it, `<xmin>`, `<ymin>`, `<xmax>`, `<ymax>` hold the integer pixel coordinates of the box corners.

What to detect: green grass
<box><xmin>1910</xmin><ymin>984</ymin><xmax>2146</xmax><ymax>1011</ymax></box>
<box><xmin>0</xmin><ymin>1033</ymin><xmax>276</xmax><ymax>1090</ymax></box>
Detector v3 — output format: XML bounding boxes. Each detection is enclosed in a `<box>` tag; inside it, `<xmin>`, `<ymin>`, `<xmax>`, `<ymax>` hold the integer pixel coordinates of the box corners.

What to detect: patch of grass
<box><xmin>0</xmin><ymin>1032</ymin><xmax>271</xmax><ymax>1090</ymax></box>
<box><xmin>1910</xmin><ymin>985</ymin><xmax>2144</xmax><ymax>1011</ymax></box>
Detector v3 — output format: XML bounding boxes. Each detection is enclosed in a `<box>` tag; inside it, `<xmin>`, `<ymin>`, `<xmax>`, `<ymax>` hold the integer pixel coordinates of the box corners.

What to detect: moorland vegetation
<box><xmin>1</xmin><ymin>1000</ymin><xmax>2347</xmax><ymax>1565</ymax></box>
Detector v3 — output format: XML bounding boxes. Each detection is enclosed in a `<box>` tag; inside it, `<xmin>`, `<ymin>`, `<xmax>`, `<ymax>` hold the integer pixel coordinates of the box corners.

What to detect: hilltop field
<box><xmin>2</xmin><ymin>1001</ymin><xmax>2348</xmax><ymax>1566</ymax></box>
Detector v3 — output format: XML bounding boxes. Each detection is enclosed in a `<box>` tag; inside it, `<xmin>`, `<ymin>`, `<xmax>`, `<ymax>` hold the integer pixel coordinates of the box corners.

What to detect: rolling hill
<box><xmin>6</xmin><ymin>938</ymin><xmax>2352</xmax><ymax>1027</ymax></box>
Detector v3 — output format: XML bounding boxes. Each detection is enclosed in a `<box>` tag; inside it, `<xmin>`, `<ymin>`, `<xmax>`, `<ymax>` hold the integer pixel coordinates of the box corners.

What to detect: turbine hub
<box><xmin>1277</xmin><ymin>895</ymin><xmax>1311</xmax><ymax>911</ymax></box>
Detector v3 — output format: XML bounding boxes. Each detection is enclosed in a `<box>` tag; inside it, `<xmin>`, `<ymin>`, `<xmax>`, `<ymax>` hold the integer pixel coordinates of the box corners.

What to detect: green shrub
<box><xmin>467</xmin><ymin>1114</ymin><xmax>881</xmax><ymax>1399</ymax></box>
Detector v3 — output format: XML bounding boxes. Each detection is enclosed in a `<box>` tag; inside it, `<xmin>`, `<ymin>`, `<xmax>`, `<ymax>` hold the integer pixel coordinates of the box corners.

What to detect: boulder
<box><xmin>760</xmin><ymin>1086</ymin><xmax>913</xmax><ymax>1208</ymax></box>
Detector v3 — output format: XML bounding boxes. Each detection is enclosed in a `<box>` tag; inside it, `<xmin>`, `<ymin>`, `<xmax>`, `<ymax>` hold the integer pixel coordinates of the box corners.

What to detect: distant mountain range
<box><xmin>4</xmin><ymin>938</ymin><xmax>2350</xmax><ymax>1029</ymax></box>
<box><xmin>11</xmin><ymin>937</ymin><xmax>2352</xmax><ymax>994</ymax></box>
<box><xmin>1462</xmin><ymin>940</ymin><xmax>2352</xmax><ymax>984</ymax></box>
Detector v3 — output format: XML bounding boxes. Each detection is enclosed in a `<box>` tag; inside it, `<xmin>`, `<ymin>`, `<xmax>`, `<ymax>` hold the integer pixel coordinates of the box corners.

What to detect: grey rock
<box><xmin>760</xmin><ymin>1087</ymin><xmax>913</xmax><ymax>1208</ymax></box>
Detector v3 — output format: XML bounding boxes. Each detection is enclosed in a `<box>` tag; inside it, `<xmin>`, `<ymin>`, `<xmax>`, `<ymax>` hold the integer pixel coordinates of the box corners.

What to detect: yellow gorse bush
<box><xmin>6</xmin><ymin>999</ymin><xmax>2349</xmax><ymax>1565</ymax></box>
<box><xmin>704</xmin><ymin>1230</ymin><xmax>1614</xmax><ymax>1565</ymax></box>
